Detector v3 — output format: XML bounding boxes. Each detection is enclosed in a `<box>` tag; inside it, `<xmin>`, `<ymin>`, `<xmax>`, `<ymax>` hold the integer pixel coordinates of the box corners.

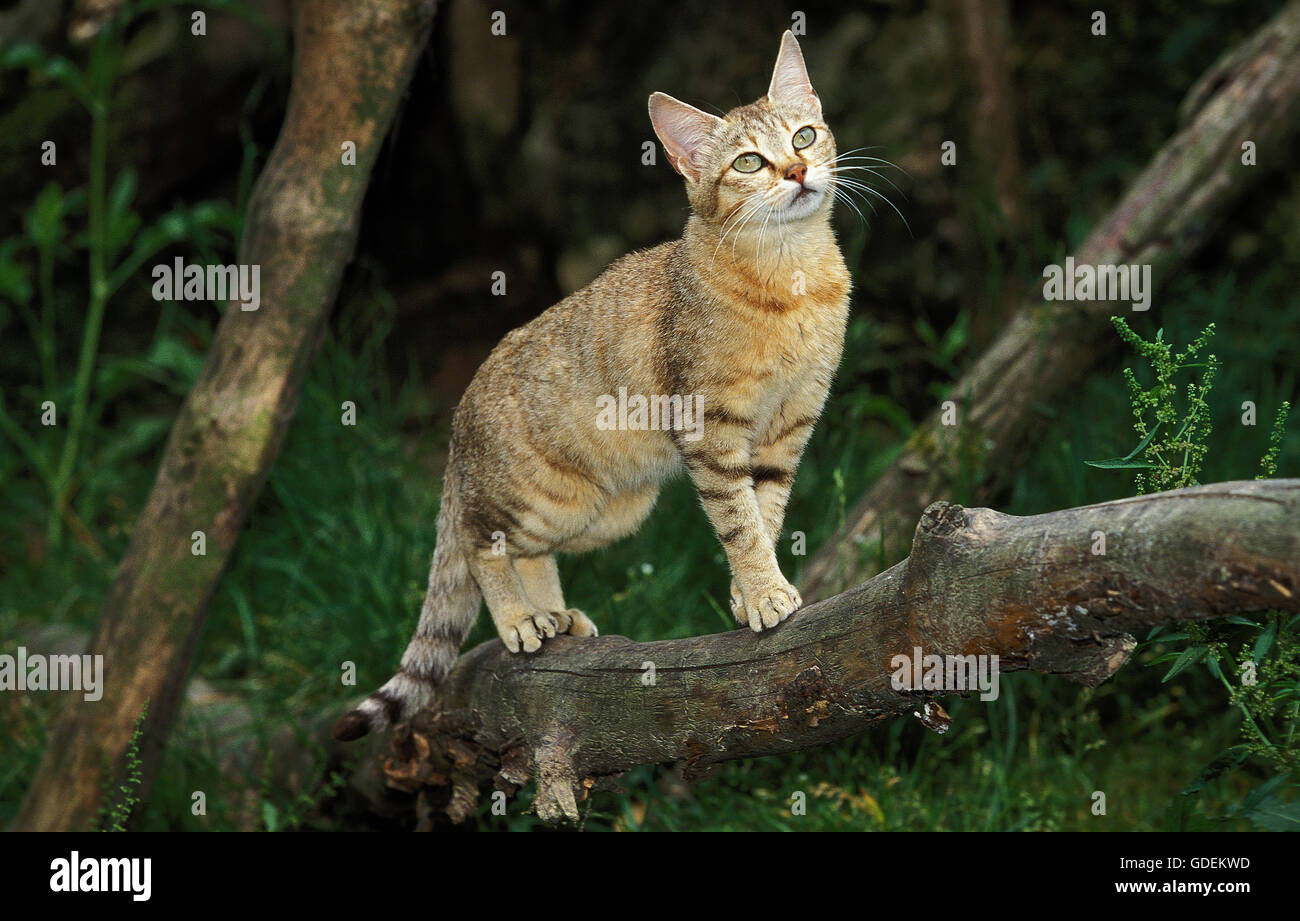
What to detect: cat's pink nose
<box><xmin>785</xmin><ymin>163</ymin><xmax>807</xmax><ymax>184</ymax></box>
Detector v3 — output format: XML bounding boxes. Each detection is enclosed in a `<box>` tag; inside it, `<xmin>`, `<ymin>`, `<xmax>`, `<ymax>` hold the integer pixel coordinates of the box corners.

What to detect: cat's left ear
<box><xmin>767</xmin><ymin>30</ymin><xmax>820</xmax><ymax>114</ymax></box>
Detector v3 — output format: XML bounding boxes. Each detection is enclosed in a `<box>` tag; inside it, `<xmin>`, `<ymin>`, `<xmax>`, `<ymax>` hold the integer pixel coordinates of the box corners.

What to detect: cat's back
<box><xmin>479</xmin><ymin>241</ymin><xmax>680</xmax><ymax>378</ymax></box>
<box><xmin>454</xmin><ymin>241</ymin><xmax>681</xmax><ymax>426</ymax></box>
<box><xmin>546</xmin><ymin>240</ymin><xmax>680</xmax><ymax>331</ymax></box>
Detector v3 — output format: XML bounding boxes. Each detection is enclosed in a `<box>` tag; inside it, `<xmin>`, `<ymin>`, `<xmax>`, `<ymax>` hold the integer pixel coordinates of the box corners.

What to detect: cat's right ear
<box><xmin>648</xmin><ymin>92</ymin><xmax>722</xmax><ymax>183</ymax></box>
<box><xmin>768</xmin><ymin>31</ymin><xmax>820</xmax><ymax>114</ymax></box>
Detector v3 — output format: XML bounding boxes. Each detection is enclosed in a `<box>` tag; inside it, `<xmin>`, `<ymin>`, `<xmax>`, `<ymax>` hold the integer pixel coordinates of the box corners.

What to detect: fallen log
<box><xmin>366</xmin><ymin>479</ymin><xmax>1300</xmax><ymax>824</ymax></box>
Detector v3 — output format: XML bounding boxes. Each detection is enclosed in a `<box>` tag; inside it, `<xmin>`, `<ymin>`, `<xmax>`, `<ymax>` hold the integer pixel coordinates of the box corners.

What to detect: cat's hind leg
<box><xmin>468</xmin><ymin>550</ymin><xmax>557</xmax><ymax>653</ymax></box>
<box><xmin>515</xmin><ymin>554</ymin><xmax>598</xmax><ymax>638</ymax></box>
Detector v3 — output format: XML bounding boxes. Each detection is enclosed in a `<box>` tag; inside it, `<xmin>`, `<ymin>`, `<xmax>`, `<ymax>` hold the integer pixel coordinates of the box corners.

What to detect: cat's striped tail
<box><xmin>332</xmin><ymin>480</ymin><xmax>480</xmax><ymax>742</ymax></box>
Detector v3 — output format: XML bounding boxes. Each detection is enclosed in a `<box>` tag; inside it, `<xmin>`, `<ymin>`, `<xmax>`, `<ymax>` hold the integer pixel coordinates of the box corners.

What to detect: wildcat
<box><xmin>334</xmin><ymin>31</ymin><xmax>851</xmax><ymax>741</ymax></box>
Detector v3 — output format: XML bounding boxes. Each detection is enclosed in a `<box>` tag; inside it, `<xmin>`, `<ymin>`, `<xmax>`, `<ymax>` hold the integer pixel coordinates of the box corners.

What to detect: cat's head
<box><xmin>648</xmin><ymin>31</ymin><xmax>835</xmax><ymax>230</ymax></box>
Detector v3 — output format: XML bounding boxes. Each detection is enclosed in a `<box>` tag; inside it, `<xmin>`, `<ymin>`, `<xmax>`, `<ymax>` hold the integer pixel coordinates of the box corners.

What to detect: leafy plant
<box><xmin>1257</xmin><ymin>399</ymin><xmax>1290</xmax><ymax>479</ymax></box>
<box><xmin>0</xmin><ymin>6</ymin><xmax>236</xmax><ymax>550</ymax></box>
<box><xmin>1093</xmin><ymin>317</ymin><xmax>1297</xmax><ymax>826</ymax></box>
<box><xmin>1085</xmin><ymin>317</ymin><xmax>1219</xmax><ymax>493</ymax></box>
<box><xmin>98</xmin><ymin>699</ymin><xmax>148</xmax><ymax>832</ymax></box>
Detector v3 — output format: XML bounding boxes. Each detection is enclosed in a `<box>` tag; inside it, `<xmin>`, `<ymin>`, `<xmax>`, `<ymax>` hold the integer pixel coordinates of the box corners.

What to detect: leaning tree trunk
<box><xmin>11</xmin><ymin>0</ymin><xmax>440</xmax><ymax>832</ymax></box>
<box><xmin>360</xmin><ymin>480</ymin><xmax>1299</xmax><ymax>825</ymax></box>
<box><xmin>800</xmin><ymin>0</ymin><xmax>1300</xmax><ymax>600</ymax></box>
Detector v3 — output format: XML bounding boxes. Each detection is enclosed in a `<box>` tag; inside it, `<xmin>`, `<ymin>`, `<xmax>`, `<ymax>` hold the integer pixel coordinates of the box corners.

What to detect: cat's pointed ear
<box><xmin>767</xmin><ymin>31</ymin><xmax>820</xmax><ymax>113</ymax></box>
<box><xmin>648</xmin><ymin>92</ymin><xmax>722</xmax><ymax>183</ymax></box>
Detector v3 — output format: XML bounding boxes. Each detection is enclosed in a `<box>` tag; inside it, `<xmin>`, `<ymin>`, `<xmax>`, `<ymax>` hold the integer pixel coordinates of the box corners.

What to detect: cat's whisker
<box><xmin>717</xmin><ymin>196</ymin><xmax>756</xmax><ymax>238</ymax></box>
<box><xmin>829</xmin><ymin>176</ymin><xmax>878</xmax><ymax>214</ymax></box>
<box><xmin>769</xmin><ymin>217</ymin><xmax>790</xmax><ymax>286</ymax></box>
<box><xmin>830</xmin><ymin>154</ymin><xmax>905</xmax><ymax>170</ymax></box>
<box><xmin>830</xmin><ymin>185</ymin><xmax>869</xmax><ymax>228</ymax></box>
<box><xmin>772</xmin><ymin>192</ymin><xmax>800</xmax><ymax>284</ymax></box>
<box><xmin>833</xmin><ymin>176</ymin><xmax>911</xmax><ymax>235</ymax></box>
<box><xmin>721</xmin><ymin>188</ymin><xmax>767</xmax><ymax>232</ymax></box>
<box><xmin>830</xmin><ymin>145</ymin><xmax>886</xmax><ymax>159</ymax></box>
<box><xmin>762</xmin><ymin>197</ymin><xmax>788</xmax><ymax>286</ymax></box>
<box><xmin>712</xmin><ymin>191</ymin><xmax>768</xmax><ymax>266</ymax></box>
<box><xmin>731</xmin><ymin>200</ymin><xmax>771</xmax><ymax>263</ymax></box>
<box><xmin>828</xmin><ymin>157</ymin><xmax>912</xmax><ymax>190</ymax></box>
<box><xmin>756</xmin><ymin>197</ymin><xmax>776</xmax><ymax>272</ymax></box>
<box><xmin>716</xmin><ymin>191</ymin><xmax>770</xmax><ymax>260</ymax></box>
<box><xmin>836</xmin><ymin>188</ymin><xmax>875</xmax><ymax>227</ymax></box>
<box><xmin>826</xmin><ymin>164</ymin><xmax>907</xmax><ymax>199</ymax></box>
<box><xmin>723</xmin><ymin>197</ymin><xmax>771</xmax><ymax>263</ymax></box>
<box><xmin>827</xmin><ymin>160</ymin><xmax>906</xmax><ymax>179</ymax></box>
<box><xmin>828</xmin><ymin>150</ymin><xmax>908</xmax><ymax>176</ymax></box>
<box><xmin>778</xmin><ymin>202</ymin><xmax>791</xmax><ymax>267</ymax></box>
<box><xmin>761</xmin><ymin>189</ymin><xmax>788</xmax><ymax>275</ymax></box>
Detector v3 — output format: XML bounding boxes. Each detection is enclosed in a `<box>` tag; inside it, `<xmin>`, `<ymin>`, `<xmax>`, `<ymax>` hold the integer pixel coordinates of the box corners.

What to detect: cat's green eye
<box><xmin>792</xmin><ymin>126</ymin><xmax>816</xmax><ymax>149</ymax></box>
<box><xmin>732</xmin><ymin>153</ymin><xmax>764</xmax><ymax>173</ymax></box>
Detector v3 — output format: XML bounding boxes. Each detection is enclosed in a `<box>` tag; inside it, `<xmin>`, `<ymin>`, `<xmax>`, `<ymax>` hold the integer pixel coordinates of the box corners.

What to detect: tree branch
<box><xmin>369</xmin><ymin>480</ymin><xmax>1300</xmax><ymax>824</ymax></box>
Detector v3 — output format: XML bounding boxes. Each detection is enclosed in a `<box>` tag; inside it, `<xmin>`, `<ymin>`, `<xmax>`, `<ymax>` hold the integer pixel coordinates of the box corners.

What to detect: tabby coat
<box><xmin>334</xmin><ymin>31</ymin><xmax>851</xmax><ymax>741</ymax></box>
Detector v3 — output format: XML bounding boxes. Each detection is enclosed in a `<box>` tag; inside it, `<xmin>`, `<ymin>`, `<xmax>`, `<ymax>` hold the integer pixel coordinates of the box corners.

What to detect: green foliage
<box><xmin>1094</xmin><ymin>318</ymin><xmax>1298</xmax><ymax>826</ymax></box>
<box><xmin>0</xmin><ymin>0</ymin><xmax>270</xmax><ymax>830</ymax></box>
<box><xmin>1085</xmin><ymin>317</ymin><xmax>1219</xmax><ymax>493</ymax></box>
<box><xmin>1258</xmin><ymin>400</ymin><xmax>1291</xmax><ymax>479</ymax></box>
<box><xmin>0</xmin><ymin>5</ymin><xmax>238</xmax><ymax>552</ymax></box>
<box><xmin>98</xmin><ymin>699</ymin><xmax>148</xmax><ymax>832</ymax></box>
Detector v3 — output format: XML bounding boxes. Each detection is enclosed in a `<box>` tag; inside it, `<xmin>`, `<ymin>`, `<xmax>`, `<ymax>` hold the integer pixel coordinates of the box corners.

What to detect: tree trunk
<box><xmin>799</xmin><ymin>0</ymin><xmax>1300</xmax><ymax>601</ymax></box>
<box><xmin>11</xmin><ymin>0</ymin><xmax>440</xmax><ymax>833</ymax></box>
<box><xmin>949</xmin><ymin>0</ymin><xmax>1025</xmax><ymax>339</ymax></box>
<box><xmin>367</xmin><ymin>479</ymin><xmax>1299</xmax><ymax>824</ymax></box>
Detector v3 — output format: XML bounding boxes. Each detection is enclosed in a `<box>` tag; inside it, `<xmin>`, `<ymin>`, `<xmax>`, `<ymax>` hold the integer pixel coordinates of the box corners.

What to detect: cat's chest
<box><xmin>672</xmin><ymin>242</ymin><xmax>851</xmax><ymax>392</ymax></box>
<box><xmin>731</xmin><ymin>293</ymin><xmax>849</xmax><ymax>377</ymax></box>
<box><xmin>721</xmin><ymin>254</ymin><xmax>850</xmax><ymax>371</ymax></box>
<box><xmin>696</xmin><ymin>297</ymin><xmax>848</xmax><ymax>432</ymax></box>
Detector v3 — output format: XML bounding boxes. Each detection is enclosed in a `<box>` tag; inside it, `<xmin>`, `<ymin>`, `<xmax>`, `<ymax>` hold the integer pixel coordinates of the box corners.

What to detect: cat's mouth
<box><xmin>780</xmin><ymin>182</ymin><xmax>825</xmax><ymax>219</ymax></box>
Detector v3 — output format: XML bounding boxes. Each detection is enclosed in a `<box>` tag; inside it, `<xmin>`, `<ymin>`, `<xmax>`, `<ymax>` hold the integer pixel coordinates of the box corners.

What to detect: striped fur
<box><xmin>333</xmin><ymin>31</ymin><xmax>852</xmax><ymax>741</ymax></box>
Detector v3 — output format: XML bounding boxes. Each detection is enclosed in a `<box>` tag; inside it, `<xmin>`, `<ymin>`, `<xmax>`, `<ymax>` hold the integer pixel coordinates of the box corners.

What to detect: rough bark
<box><xmin>11</xmin><ymin>0</ymin><xmax>440</xmax><ymax>832</ymax></box>
<box><xmin>369</xmin><ymin>479</ymin><xmax>1299</xmax><ymax>824</ymax></box>
<box><xmin>799</xmin><ymin>0</ymin><xmax>1300</xmax><ymax>601</ymax></box>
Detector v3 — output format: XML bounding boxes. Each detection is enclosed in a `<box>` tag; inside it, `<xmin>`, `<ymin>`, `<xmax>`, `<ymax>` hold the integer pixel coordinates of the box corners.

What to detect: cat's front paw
<box><xmin>729</xmin><ymin>580</ymin><xmax>746</xmax><ymax>625</ymax></box>
<box><xmin>553</xmin><ymin>608</ymin><xmax>599</xmax><ymax>638</ymax></box>
<box><xmin>497</xmin><ymin>610</ymin><xmax>558</xmax><ymax>653</ymax></box>
<box><xmin>736</xmin><ymin>579</ymin><xmax>802</xmax><ymax>633</ymax></box>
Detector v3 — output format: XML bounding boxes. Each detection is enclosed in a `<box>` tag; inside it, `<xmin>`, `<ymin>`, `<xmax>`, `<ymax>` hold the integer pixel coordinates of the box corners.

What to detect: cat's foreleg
<box><xmin>515</xmin><ymin>554</ymin><xmax>599</xmax><ymax>638</ymax></box>
<box><xmin>682</xmin><ymin>422</ymin><xmax>801</xmax><ymax>632</ymax></box>
<box><xmin>468</xmin><ymin>550</ymin><xmax>559</xmax><ymax>653</ymax></box>
<box><xmin>729</xmin><ymin>408</ymin><xmax>819</xmax><ymax>620</ymax></box>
